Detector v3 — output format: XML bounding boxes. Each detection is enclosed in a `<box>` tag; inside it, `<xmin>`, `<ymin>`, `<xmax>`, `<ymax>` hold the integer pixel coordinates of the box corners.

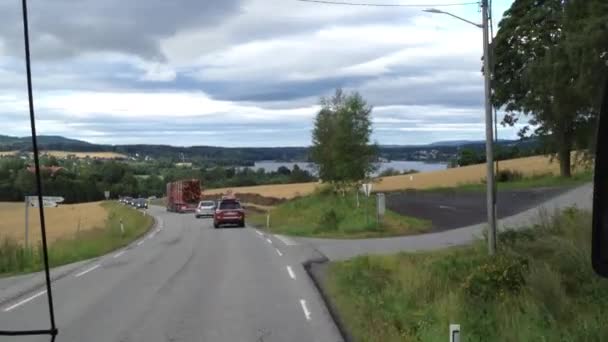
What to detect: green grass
<box><xmin>249</xmin><ymin>190</ymin><xmax>431</xmax><ymax>238</ymax></box>
<box><xmin>425</xmin><ymin>170</ymin><xmax>593</xmax><ymax>193</ymax></box>
<box><xmin>325</xmin><ymin>208</ymin><xmax>608</xmax><ymax>341</ymax></box>
<box><xmin>0</xmin><ymin>201</ymin><xmax>153</xmax><ymax>276</ymax></box>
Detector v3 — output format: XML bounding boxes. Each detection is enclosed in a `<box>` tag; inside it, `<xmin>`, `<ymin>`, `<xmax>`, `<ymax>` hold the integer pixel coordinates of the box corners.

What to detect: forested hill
<box><xmin>0</xmin><ymin>135</ymin><xmax>541</xmax><ymax>164</ymax></box>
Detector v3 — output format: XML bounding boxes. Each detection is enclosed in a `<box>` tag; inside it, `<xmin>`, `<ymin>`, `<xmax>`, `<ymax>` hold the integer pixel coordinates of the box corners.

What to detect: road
<box><xmin>386</xmin><ymin>187</ymin><xmax>570</xmax><ymax>231</ymax></box>
<box><xmin>0</xmin><ymin>207</ymin><xmax>342</xmax><ymax>342</ymax></box>
<box><xmin>297</xmin><ymin>183</ymin><xmax>593</xmax><ymax>260</ymax></box>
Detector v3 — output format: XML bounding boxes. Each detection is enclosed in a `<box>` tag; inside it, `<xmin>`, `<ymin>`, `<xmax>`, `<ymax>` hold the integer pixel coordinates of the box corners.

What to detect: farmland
<box><xmin>204</xmin><ymin>154</ymin><xmax>588</xmax><ymax>199</ymax></box>
<box><xmin>41</xmin><ymin>150</ymin><xmax>127</xmax><ymax>159</ymax></box>
<box><xmin>0</xmin><ymin>201</ymin><xmax>108</xmax><ymax>244</ymax></box>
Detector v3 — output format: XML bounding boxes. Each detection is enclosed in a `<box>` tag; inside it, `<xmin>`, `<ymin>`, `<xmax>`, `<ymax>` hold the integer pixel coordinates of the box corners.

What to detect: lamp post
<box><xmin>424</xmin><ymin>0</ymin><xmax>496</xmax><ymax>255</ymax></box>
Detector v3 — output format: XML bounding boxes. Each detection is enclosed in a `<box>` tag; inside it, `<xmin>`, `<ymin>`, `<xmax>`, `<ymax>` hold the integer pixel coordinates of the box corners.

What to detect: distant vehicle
<box><xmin>195</xmin><ymin>200</ymin><xmax>216</xmax><ymax>218</ymax></box>
<box><xmin>133</xmin><ymin>198</ymin><xmax>148</xmax><ymax>209</ymax></box>
<box><xmin>166</xmin><ymin>179</ymin><xmax>201</xmax><ymax>213</ymax></box>
<box><xmin>122</xmin><ymin>196</ymin><xmax>133</xmax><ymax>205</ymax></box>
<box><xmin>213</xmin><ymin>198</ymin><xmax>245</xmax><ymax>228</ymax></box>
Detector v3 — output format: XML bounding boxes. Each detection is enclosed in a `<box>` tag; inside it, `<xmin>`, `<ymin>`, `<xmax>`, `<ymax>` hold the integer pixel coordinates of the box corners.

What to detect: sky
<box><xmin>0</xmin><ymin>0</ymin><xmax>518</xmax><ymax>147</ymax></box>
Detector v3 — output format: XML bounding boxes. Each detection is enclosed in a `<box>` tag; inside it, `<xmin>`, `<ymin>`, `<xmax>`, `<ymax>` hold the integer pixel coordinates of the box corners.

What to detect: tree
<box><xmin>492</xmin><ymin>0</ymin><xmax>608</xmax><ymax>177</ymax></box>
<box><xmin>311</xmin><ymin>89</ymin><xmax>377</xmax><ymax>191</ymax></box>
<box><xmin>276</xmin><ymin>166</ymin><xmax>291</xmax><ymax>176</ymax></box>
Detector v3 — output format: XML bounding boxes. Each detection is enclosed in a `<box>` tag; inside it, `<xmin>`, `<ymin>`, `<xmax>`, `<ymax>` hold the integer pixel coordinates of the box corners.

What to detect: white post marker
<box><xmin>266</xmin><ymin>213</ymin><xmax>270</xmax><ymax>229</ymax></box>
<box><xmin>450</xmin><ymin>324</ymin><xmax>461</xmax><ymax>342</ymax></box>
<box><xmin>120</xmin><ymin>218</ymin><xmax>125</xmax><ymax>235</ymax></box>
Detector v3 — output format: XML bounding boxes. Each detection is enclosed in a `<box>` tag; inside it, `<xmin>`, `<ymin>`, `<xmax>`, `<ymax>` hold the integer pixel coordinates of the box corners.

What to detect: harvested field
<box><xmin>204</xmin><ymin>182</ymin><xmax>320</xmax><ymax>200</ymax></box>
<box><xmin>204</xmin><ymin>155</ymin><xmax>586</xmax><ymax>199</ymax></box>
<box><xmin>0</xmin><ymin>151</ymin><xmax>18</xmax><ymax>157</ymax></box>
<box><xmin>0</xmin><ymin>201</ymin><xmax>108</xmax><ymax>244</ymax></box>
<box><xmin>42</xmin><ymin>151</ymin><xmax>127</xmax><ymax>159</ymax></box>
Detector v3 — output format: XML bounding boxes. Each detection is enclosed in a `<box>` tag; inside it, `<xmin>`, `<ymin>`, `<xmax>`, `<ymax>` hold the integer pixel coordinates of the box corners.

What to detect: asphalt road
<box><xmin>387</xmin><ymin>187</ymin><xmax>570</xmax><ymax>231</ymax></box>
<box><xmin>0</xmin><ymin>207</ymin><xmax>342</xmax><ymax>342</ymax></box>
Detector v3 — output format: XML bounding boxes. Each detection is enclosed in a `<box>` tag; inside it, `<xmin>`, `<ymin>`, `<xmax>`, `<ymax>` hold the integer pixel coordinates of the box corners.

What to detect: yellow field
<box><xmin>0</xmin><ymin>151</ymin><xmax>18</xmax><ymax>157</ymax></box>
<box><xmin>0</xmin><ymin>202</ymin><xmax>108</xmax><ymax>244</ymax></box>
<box><xmin>42</xmin><ymin>151</ymin><xmax>127</xmax><ymax>159</ymax></box>
<box><xmin>204</xmin><ymin>155</ymin><xmax>584</xmax><ymax>199</ymax></box>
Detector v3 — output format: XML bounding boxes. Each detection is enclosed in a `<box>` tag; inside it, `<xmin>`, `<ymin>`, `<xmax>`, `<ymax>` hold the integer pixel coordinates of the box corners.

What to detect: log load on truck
<box><xmin>166</xmin><ymin>179</ymin><xmax>201</xmax><ymax>213</ymax></box>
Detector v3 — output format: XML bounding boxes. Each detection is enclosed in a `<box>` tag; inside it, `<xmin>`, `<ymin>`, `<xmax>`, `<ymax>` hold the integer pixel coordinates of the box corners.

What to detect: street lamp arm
<box><xmin>423</xmin><ymin>8</ymin><xmax>482</xmax><ymax>28</ymax></box>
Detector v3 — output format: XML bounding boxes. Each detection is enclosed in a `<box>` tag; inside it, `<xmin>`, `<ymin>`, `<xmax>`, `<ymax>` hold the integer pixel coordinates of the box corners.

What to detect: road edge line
<box><xmin>302</xmin><ymin>255</ymin><xmax>353</xmax><ymax>342</ymax></box>
<box><xmin>0</xmin><ymin>208</ymin><xmax>160</xmax><ymax>306</ymax></box>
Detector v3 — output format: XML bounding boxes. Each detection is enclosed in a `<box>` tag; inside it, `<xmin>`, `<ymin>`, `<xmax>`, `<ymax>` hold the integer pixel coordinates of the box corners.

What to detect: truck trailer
<box><xmin>166</xmin><ymin>179</ymin><xmax>201</xmax><ymax>213</ymax></box>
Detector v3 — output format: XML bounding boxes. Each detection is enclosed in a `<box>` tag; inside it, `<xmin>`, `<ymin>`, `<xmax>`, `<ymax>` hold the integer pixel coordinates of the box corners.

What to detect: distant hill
<box><xmin>0</xmin><ymin>135</ymin><xmax>541</xmax><ymax>164</ymax></box>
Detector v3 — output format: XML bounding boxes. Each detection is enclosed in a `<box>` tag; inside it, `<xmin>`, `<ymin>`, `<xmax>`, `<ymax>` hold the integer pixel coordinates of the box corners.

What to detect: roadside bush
<box><xmin>462</xmin><ymin>253</ymin><xmax>529</xmax><ymax>300</ymax></box>
<box><xmin>496</xmin><ymin>169</ymin><xmax>524</xmax><ymax>183</ymax></box>
<box><xmin>318</xmin><ymin>209</ymin><xmax>340</xmax><ymax>231</ymax></box>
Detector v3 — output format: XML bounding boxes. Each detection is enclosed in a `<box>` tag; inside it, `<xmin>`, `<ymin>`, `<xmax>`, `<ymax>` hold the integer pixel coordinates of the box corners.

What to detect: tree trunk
<box><xmin>558</xmin><ymin>144</ymin><xmax>572</xmax><ymax>178</ymax></box>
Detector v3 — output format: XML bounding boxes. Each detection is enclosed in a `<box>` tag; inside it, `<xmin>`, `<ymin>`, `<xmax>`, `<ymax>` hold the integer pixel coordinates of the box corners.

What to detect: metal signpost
<box><xmin>104</xmin><ymin>190</ymin><xmax>110</xmax><ymax>200</ymax></box>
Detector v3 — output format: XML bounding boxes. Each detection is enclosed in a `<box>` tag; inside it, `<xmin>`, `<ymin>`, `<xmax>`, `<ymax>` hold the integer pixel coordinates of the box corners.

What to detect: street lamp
<box><xmin>424</xmin><ymin>0</ymin><xmax>497</xmax><ymax>255</ymax></box>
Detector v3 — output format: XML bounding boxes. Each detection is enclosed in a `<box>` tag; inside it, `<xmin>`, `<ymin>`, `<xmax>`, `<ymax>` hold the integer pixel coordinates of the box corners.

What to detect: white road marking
<box><xmin>286</xmin><ymin>266</ymin><xmax>296</xmax><ymax>280</ymax></box>
<box><xmin>3</xmin><ymin>290</ymin><xmax>47</xmax><ymax>312</ymax></box>
<box><xmin>255</xmin><ymin>230</ymin><xmax>263</xmax><ymax>236</ymax></box>
<box><xmin>300</xmin><ymin>299</ymin><xmax>311</xmax><ymax>321</ymax></box>
<box><xmin>148</xmin><ymin>232</ymin><xmax>157</xmax><ymax>239</ymax></box>
<box><xmin>275</xmin><ymin>234</ymin><xmax>297</xmax><ymax>246</ymax></box>
<box><xmin>137</xmin><ymin>240</ymin><xmax>144</xmax><ymax>246</ymax></box>
<box><xmin>275</xmin><ymin>248</ymin><xmax>283</xmax><ymax>256</ymax></box>
<box><xmin>266</xmin><ymin>238</ymin><xmax>272</xmax><ymax>244</ymax></box>
<box><xmin>75</xmin><ymin>264</ymin><xmax>100</xmax><ymax>278</ymax></box>
<box><xmin>113</xmin><ymin>251</ymin><xmax>125</xmax><ymax>258</ymax></box>
<box><xmin>439</xmin><ymin>205</ymin><xmax>457</xmax><ymax>210</ymax></box>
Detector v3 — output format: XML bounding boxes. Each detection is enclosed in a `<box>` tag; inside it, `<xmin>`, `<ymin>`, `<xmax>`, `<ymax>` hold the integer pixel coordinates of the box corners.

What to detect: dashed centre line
<box><xmin>75</xmin><ymin>264</ymin><xmax>101</xmax><ymax>278</ymax></box>
<box><xmin>255</xmin><ymin>230</ymin><xmax>263</xmax><ymax>236</ymax></box>
<box><xmin>113</xmin><ymin>251</ymin><xmax>125</xmax><ymax>258</ymax></box>
<box><xmin>275</xmin><ymin>248</ymin><xmax>283</xmax><ymax>256</ymax></box>
<box><xmin>286</xmin><ymin>266</ymin><xmax>296</xmax><ymax>280</ymax></box>
<box><xmin>300</xmin><ymin>299</ymin><xmax>311</xmax><ymax>321</ymax></box>
<box><xmin>266</xmin><ymin>238</ymin><xmax>272</xmax><ymax>244</ymax></box>
<box><xmin>137</xmin><ymin>240</ymin><xmax>144</xmax><ymax>246</ymax></box>
<box><xmin>3</xmin><ymin>290</ymin><xmax>47</xmax><ymax>312</ymax></box>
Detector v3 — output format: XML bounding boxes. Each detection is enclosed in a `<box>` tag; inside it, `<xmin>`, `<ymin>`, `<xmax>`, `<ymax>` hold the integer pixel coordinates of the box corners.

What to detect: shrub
<box><xmin>318</xmin><ymin>209</ymin><xmax>340</xmax><ymax>231</ymax></box>
<box><xmin>462</xmin><ymin>253</ymin><xmax>529</xmax><ymax>300</ymax></box>
<box><xmin>496</xmin><ymin>169</ymin><xmax>524</xmax><ymax>182</ymax></box>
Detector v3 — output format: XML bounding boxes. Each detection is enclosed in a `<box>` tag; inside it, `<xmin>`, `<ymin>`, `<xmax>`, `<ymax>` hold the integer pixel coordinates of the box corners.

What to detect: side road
<box><xmin>295</xmin><ymin>183</ymin><xmax>593</xmax><ymax>260</ymax></box>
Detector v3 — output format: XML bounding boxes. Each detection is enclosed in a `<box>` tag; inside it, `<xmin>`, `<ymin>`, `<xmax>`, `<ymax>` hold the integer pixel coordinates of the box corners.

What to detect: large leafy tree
<box><xmin>311</xmin><ymin>89</ymin><xmax>377</xmax><ymax>191</ymax></box>
<box><xmin>492</xmin><ymin>0</ymin><xmax>608</xmax><ymax>177</ymax></box>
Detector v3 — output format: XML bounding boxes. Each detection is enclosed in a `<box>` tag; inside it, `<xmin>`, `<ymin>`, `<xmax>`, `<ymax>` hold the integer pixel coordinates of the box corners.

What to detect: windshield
<box><xmin>1</xmin><ymin>0</ymin><xmax>605</xmax><ymax>341</ymax></box>
<box><xmin>219</xmin><ymin>201</ymin><xmax>241</xmax><ymax>210</ymax></box>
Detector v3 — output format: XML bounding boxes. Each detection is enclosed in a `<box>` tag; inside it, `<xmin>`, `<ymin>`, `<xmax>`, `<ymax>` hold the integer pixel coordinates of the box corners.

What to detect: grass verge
<box><xmin>324</xmin><ymin>208</ymin><xmax>608</xmax><ymax>341</ymax></box>
<box><xmin>424</xmin><ymin>170</ymin><xmax>592</xmax><ymax>193</ymax></box>
<box><xmin>249</xmin><ymin>190</ymin><xmax>431</xmax><ymax>238</ymax></box>
<box><xmin>0</xmin><ymin>201</ymin><xmax>153</xmax><ymax>276</ymax></box>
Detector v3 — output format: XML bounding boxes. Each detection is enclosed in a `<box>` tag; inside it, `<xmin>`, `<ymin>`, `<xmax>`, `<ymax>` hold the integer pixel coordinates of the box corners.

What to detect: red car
<box><xmin>213</xmin><ymin>198</ymin><xmax>245</xmax><ymax>228</ymax></box>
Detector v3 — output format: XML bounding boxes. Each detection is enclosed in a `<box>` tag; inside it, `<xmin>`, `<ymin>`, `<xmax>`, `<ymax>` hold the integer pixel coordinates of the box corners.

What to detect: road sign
<box><xmin>104</xmin><ymin>191</ymin><xmax>110</xmax><ymax>200</ymax></box>
<box><xmin>361</xmin><ymin>183</ymin><xmax>373</xmax><ymax>197</ymax></box>
<box><xmin>41</xmin><ymin>196</ymin><xmax>64</xmax><ymax>203</ymax></box>
<box><xmin>27</xmin><ymin>196</ymin><xmax>63</xmax><ymax>208</ymax></box>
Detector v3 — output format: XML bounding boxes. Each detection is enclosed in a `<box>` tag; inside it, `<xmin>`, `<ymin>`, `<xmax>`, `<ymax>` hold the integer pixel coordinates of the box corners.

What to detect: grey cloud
<box><xmin>0</xmin><ymin>0</ymin><xmax>242</xmax><ymax>60</ymax></box>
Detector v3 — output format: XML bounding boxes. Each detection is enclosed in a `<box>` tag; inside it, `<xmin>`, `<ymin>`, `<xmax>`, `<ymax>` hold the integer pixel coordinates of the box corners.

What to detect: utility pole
<box><xmin>482</xmin><ymin>0</ymin><xmax>497</xmax><ymax>255</ymax></box>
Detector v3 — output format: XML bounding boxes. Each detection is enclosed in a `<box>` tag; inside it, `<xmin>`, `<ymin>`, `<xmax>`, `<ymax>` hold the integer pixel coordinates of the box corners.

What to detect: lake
<box><xmin>245</xmin><ymin>160</ymin><xmax>447</xmax><ymax>176</ymax></box>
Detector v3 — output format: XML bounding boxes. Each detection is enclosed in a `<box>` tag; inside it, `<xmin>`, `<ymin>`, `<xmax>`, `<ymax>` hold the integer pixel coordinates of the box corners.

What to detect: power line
<box><xmin>296</xmin><ymin>0</ymin><xmax>479</xmax><ymax>8</ymax></box>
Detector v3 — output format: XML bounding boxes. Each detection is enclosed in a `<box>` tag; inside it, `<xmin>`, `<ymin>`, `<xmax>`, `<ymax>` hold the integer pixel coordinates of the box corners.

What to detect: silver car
<box><xmin>195</xmin><ymin>200</ymin><xmax>216</xmax><ymax>218</ymax></box>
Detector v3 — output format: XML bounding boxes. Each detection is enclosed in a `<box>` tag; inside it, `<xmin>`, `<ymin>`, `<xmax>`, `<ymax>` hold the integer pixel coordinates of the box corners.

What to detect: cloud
<box><xmin>0</xmin><ymin>0</ymin><xmax>242</xmax><ymax>60</ymax></box>
<box><xmin>0</xmin><ymin>0</ymin><xmax>518</xmax><ymax>147</ymax></box>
